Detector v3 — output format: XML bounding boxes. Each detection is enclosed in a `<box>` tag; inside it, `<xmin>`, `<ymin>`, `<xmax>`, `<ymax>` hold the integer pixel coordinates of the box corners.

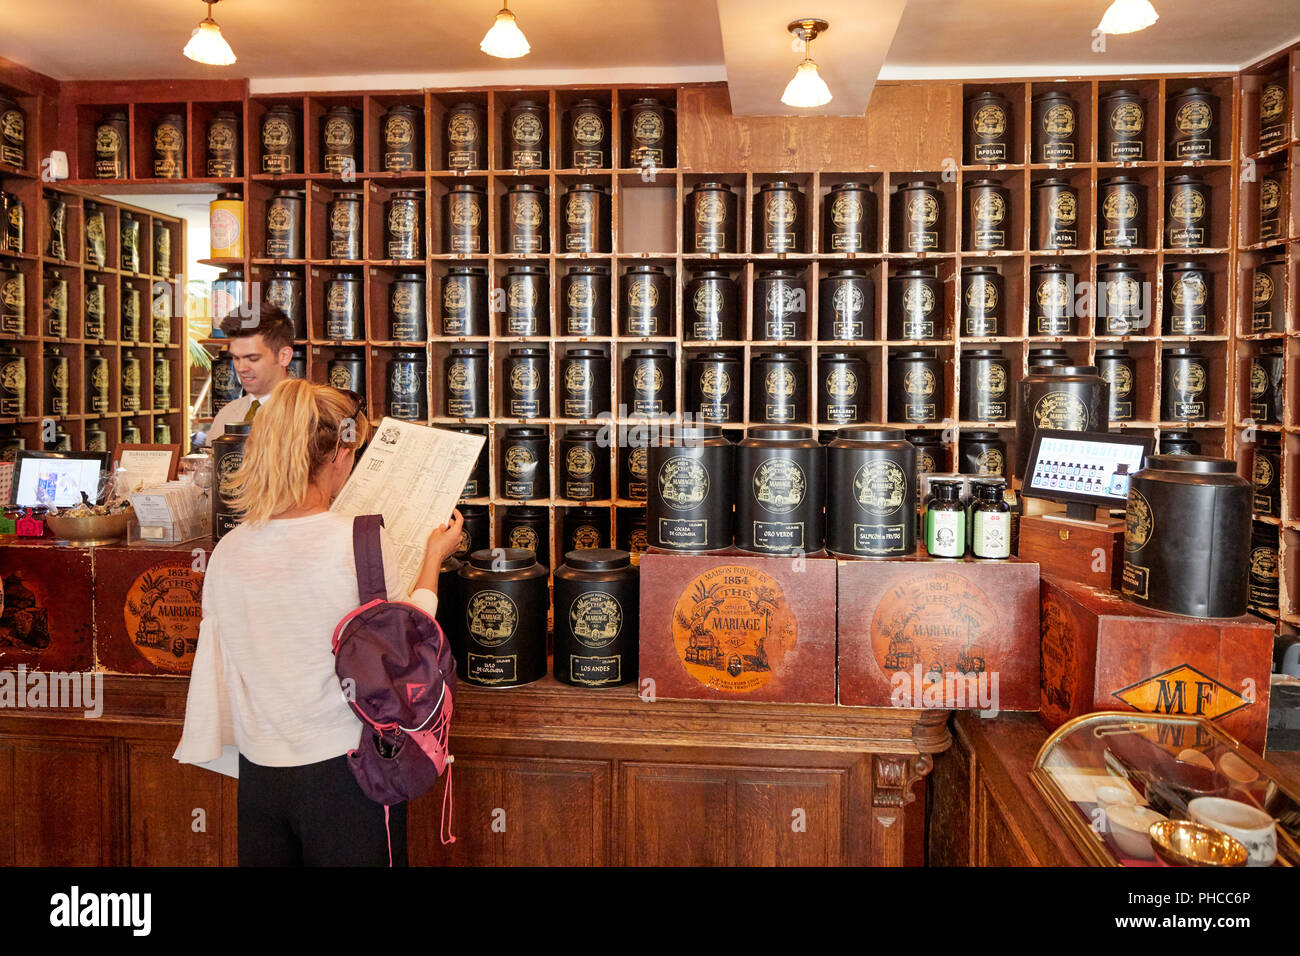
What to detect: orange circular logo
<box><xmin>671</xmin><ymin>565</ymin><xmax>796</xmax><ymax>694</ymax></box>
<box><xmin>871</xmin><ymin>571</ymin><xmax>996</xmax><ymax>679</ymax></box>
<box><xmin>122</xmin><ymin>560</ymin><xmax>204</xmax><ymax>671</ymax></box>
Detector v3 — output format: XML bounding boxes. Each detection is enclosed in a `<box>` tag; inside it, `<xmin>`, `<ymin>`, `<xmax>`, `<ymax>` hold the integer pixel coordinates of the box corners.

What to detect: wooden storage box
<box><xmin>638</xmin><ymin>550</ymin><xmax>837</xmax><ymax>704</ymax></box>
<box><xmin>838</xmin><ymin>557</ymin><xmax>1042</xmax><ymax>710</ymax></box>
<box><xmin>92</xmin><ymin>543</ymin><xmax>206</xmax><ymax>675</ymax></box>
<box><xmin>1039</xmin><ymin>574</ymin><xmax>1274</xmax><ymax>752</ymax></box>
<box><xmin>0</xmin><ymin>541</ymin><xmax>95</xmax><ymax>671</ymax></box>
<box><xmin>1018</xmin><ymin>513</ymin><xmax>1124</xmax><ymax>590</ymax></box>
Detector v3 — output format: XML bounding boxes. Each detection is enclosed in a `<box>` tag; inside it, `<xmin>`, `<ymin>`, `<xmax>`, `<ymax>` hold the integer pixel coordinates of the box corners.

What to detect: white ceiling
<box><xmin>1</xmin><ymin>0</ymin><xmax>1298</xmax><ymax>115</ymax></box>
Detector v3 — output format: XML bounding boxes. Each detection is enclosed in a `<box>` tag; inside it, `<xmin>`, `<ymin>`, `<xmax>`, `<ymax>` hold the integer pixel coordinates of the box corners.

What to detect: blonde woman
<box><xmin>175</xmin><ymin>379</ymin><xmax>464</xmax><ymax>866</ymax></box>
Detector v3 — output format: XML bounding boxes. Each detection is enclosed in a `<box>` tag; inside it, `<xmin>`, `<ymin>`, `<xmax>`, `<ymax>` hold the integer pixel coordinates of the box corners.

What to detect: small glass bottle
<box><xmin>970</xmin><ymin>479</ymin><xmax>1011</xmax><ymax>559</ymax></box>
<box><xmin>925</xmin><ymin>478</ymin><xmax>966</xmax><ymax>558</ymax></box>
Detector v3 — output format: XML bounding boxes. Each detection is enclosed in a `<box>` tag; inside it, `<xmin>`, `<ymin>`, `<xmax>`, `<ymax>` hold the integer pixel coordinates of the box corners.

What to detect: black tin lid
<box><xmin>1032</xmin><ymin>90</ymin><xmax>1075</xmax><ymax>103</ymax></box>
<box><xmin>329</xmin><ymin>270</ymin><xmax>360</xmax><ymax>280</ymax></box>
<box><xmin>449</xmin><ymin>346</ymin><xmax>488</xmax><ymax>356</ymax></box>
<box><xmin>1097</xmin><ymin>261</ymin><xmax>1142</xmax><ymax>273</ymax></box>
<box><xmin>1100</xmin><ymin>88</ymin><xmax>1142</xmax><ymax>99</ymax></box>
<box><xmin>1146</xmin><ymin>454</ymin><xmax>1235</xmax><ymax>474</ymax></box>
<box><xmin>691</xmin><ymin>350</ymin><xmax>739</xmax><ymax>361</ymax></box>
<box><xmin>1032</xmin><ymin>176</ymin><xmax>1074</xmax><ymax>187</ymax></box>
<box><xmin>823</xmin><ymin>269</ymin><xmax>870</xmax><ymax>279</ymax></box>
<box><xmin>895</xmin><ymin>180</ymin><xmax>938</xmax><ymax>191</ymax></box>
<box><xmin>963</xmin><ymin>265</ymin><xmax>1001</xmax><ymax>275</ymax></box>
<box><xmin>449</xmin><ymin>182</ymin><xmax>486</xmax><ymax>193</ymax></box>
<box><xmin>963</xmin><ymin>430</ymin><xmax>1001</xmax><ymax>441</ymax></box>
<box><xmin>447</xmin><ymin>265</ymin><xmax>488</xmax><ymax>275</ymax></box>
<box><xmin>508</xmin><ymin>346</ymin><xmax>548</xmax><ymax>357</ymax></box>
<box><xmin>688</xmin><ymin>268</ymin><xmax>734</xmax><ymax>279</ymax></box>
<box><xmin>563</xmin><ymin>426</ymin><xmax>601</xmax><ymax>439</ymax></box>
<box><xmin>504</xmin><ymin>424</ymin><xmax>547</xmax><ymax>437</ymax></box>
<box><xmin>755</xmin><ymin>350</ymin><xmax>803</xmax><ymax>360</ymax></box>
<box><xmin>962</xmin><ymin>348</ymin><xmax>1006</xmax><ymax>358</ymax></box>
<box><xmin>756</xmin><ymin>180</ymin><xmax>802</xmax><ymax>192</ymax></box>
<box><xmin>625</xmin><ymin>264</ymin><xmax>667</xmax><ymax>275</ymax></box>
<box><xmin>507</xmin><ymin>182</ymin><xmax>545</xmax><ymax>192</ymax></box>
<box><xmin>566</xmin><ymin>263</ymin><xmax>610</xmax><ymax>275</ymax></box>
<box><xmin>835</xmin><ymin>427</ymin><xmax>906</xmax><ymax>442</ymax></box>
<box><xmin>469</xmin><ymin>547</ymin><xmax>535</xmax><ymax>571</ymax></box>
<box><xmin>829</xmin><ymin>181</ymin><xmax>870</xmax><ymax>190</ymax></box>
<box><xmin>563</xmin><ymin>548</ymin><xmax>631</xmax><ymax>571</ymax></box>
<box><xmin>820</xmin><ymin>351</ymin><xmax>862</xmax><ymax>361</ymax></box>
<box><xmin>755</xmin><ymin>268</ymin><xmax>803</xmax><ymax>279</ymax></box>
<box><xmin>224</xmin><ymin>422</ymin><xmax>252</xmax><ymax>436</ymax></box>
<box><xmin>1171</xmin><ymin>86</ymin><xmax>1216</xmax><ymax>98</ymax></box>
<box><xmin>691</xmin><ymin>181</ymin><xmax>733</xmax><ymax>192</ymax></box>
<box><xmin>1098</xmin><ymin>175</ymin><xmax>1142</xmax><ymax>185</ymax></box>
<box><xmin>506</xmin><ymin>264</ymin><xmax>548</xmax><ymax>275</ymax></box>
<box><xmin>746</xmin><ymin>426</ymin><xmax>814</xmax><ymax>441</ymax></box>
<box><xmin>331</xmin><ymin>348</ymin><xmax>365</xmax><ymax>358</ymax></box>
<box><xmin>1164</xmin><ymin>260</ymin><xmax>1206</xmax><ymax>270</ymax></box>
<box><xmin>669</xmin><ymin>424</ymin><xmax>725</xmax><ymax>442</ymax></box>
<box><xmin>1035</xmin><ymin>364</ymin><xmax>1098</xmax><ymax>375</ymax></box>
<box><xmin>1094</xmin><ymin>347</ymin><xmax>1132</xmax><ymax>357</ymax></box>
<box><xmin>394</xmin><ymin>271</ymin><xmax>425</xmax><ymax>281</ymax></box>
<box><xmin>271</xmin><ymin>188</ymin><xmax>305</xmax><ymax>198</ymax></box>
<box><xmin>1162</xmin><ymin>346</ymin><xmax>1203</xmax><ymax>357</ymax></box>
<box><xmin>964</xmin><ymin>178</ymin><xmax>1005</xmax><ymax>188</ymax></box>
<box><xmin>1166</xmin><ymin>174</ymin><xmax>1205</xmax><ymax>185</ymax></box>
<box><xmin>892</xmin><ymin>349</ymin><xmax>938</xmax><ymax>359</ymax></box>
<box><xmin>393</xmin><ymin>350</ymin><xmax>425</xmax><ymax>360</ymax></box>
<box><xmin>566</xmin><ymin>182</ymin><xmax>609</xmax><ymax>194</ymax></box>
<box><xmin>563</xmin><ymin>347</ymin><xmax>607</xmax><ymax>358</ymax></box>
<box><xmin>891</xmin><ymin>264</ymin><xmax>938</xmax><ymax>278</ymax></box>
<box><xmin>331</xmin><ymin>190</ymin><xmax>363</xmax><ymax>200</ymax></box>
<box><xmin>628</xmin><ymin>347</ymin><xmax>670</xmax><ymax>357</ymax></box>
<box><xmin>507</xmin><ymin>504</ymin><xmax>548</xmax><ymax>517</ymax></box>
<box><xmin>1031</xmin><ymin>262</ymin><xmax>1075</xmax><ymax>273</ymax></box>
<box><xmin>510</xmin><ymin>98</ymin><xmax>546</xmax><ymax>110</ymax></box>
<box><xmin>440</xmin><ymin>556</ymin><xmax>463</xmax><ymax>574</ymax></box>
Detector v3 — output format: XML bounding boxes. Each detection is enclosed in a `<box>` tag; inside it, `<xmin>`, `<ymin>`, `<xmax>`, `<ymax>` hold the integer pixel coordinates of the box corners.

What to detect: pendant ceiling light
<box><xmin>781</xmin><ymin>19</ymin><xmax>832</xmax><ymax>109</ymax></box>
<box><xmin>183</xmin><ymin>0</ymin><xmax>237</xmax><ymax>65</ymax></box>
<box><xmin>480</xmin><ymin>1</ymin><xmax>531</xmax><ymax>59</ymax></box>
<box><xmin>1097</xmin><ymin>0</ymin><xmax>1160</xmax><ymax>35</ymax></box>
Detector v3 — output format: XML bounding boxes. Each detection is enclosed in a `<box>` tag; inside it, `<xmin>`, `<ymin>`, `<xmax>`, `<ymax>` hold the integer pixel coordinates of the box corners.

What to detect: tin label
<box><xmin>468</xmin><ymin>653</ymin><xmax>518</xmax><ymax>684</ymax></box>
<box><xmin>569</xmin><ymin>592</ymin><xmax>621</xmax><ymax>648</ymax></box>
<box><xmin>466</xmin><ymin>590</ymin><xmax>519</xmax><ymax>646</ymax></box>
<box><xmin>570</xmin><ymin>655</ymin><xmax>621</xmax><ymax>686</ymax></box>
<box><xmin>658</xmin><ymin>457</ymin><xmax>708</xmax><ymax>511</ymax></box>
<box><xmin>752</xmin><ymin>458</ymin><xmax>805</xmax><ymax>514</ymax></box>
<box><xmin>1033</xmin><ymin>392</ymin><xmax>1089</xmax><ymax>430</ymax></box>
<box><xmin>123</xmin><ymin>560</ymin><xmax>204</xmax><ymax>671</ymax></box>
<box><xmin>854</xmin><ymin>460</ymin><xmax>906</xmax><ymax>517</ymax></box>
<box><xmin>658</xmin><ymin>517</ymin><xmax>708</xmax><ymax>548</ymax></box>
<box><xmin>871</xmin><ymin>571</ymin><xmax>997</xmax><ymax>693</ymax></box>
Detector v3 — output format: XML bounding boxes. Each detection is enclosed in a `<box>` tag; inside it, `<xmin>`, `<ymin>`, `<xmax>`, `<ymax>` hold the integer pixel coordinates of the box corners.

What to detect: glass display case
<box><xmin>1031</xmin><ymin>711</ymin><xmax>1300</xmax><ymax>866</ymax></box>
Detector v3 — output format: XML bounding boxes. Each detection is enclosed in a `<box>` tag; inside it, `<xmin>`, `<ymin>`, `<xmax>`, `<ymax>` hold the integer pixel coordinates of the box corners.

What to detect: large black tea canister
<box><xmin>891</xmin><ymin>180</ymin><xmax>943</xmax><ymax>252</ymax></box>
<box><xmin>1259</xmin><ymin>166</ymin><xmax>1284</xmax><ymax>241</ymax></box>
<box><xmin>501</xmin><ymin>425</ymin><xmax>549</xmax><ymax>500</ymax></box>
<box><xmin>559</xmin><ymin>427</ymin><xmax>609</xmax><ymax>501</ymax></box>
<box><xmin>0</xmin><ymin>266</ymin><xmax>23</xmax><ymax>334</ymax></box>
<box><xmin>1015</xmin><ymin>365</ymin><xmax>1109</xmax><ymax>476</ymax></box>
<box><xmin>1165</xmin><ymin>174</ymin><xmax>1210</xmax><ymax>249</ymax></box>
<box><xmin>444</xmin><ymin>102</ymin><xmax>485</xmax><ymax>170</ymax></box>
<box><xmin>265</xmin><ymin>189</ymin><xmax>304</xmax><ymax>259</ymax></box>
<box><xmin>386</xmin><ymin>350</ymin><xmax>427</xmax><ymax>421</ymax></box>
<box><xmin>1160</xmin><ymin>347</ymin><xmax>1210</xmax><ymax>422</ymax></box>
<box><xmin>206</xmin><ymin>109</ymin><xmax>241</xmax><ymax>177</ymax></box>
<box><xmin>320</xmin><ymin>105</ymin><xmax>360</xmax><ymax>175</ymax></box>
<box><xmin>1032</xmin><ymin>90</ymin><xmax>1078</xmax><ymax>163</ymax></box>
<box><xmin>1259</xmin><ymin>75</ymin><xmax>1289</xmax><ymax>151</ymax></box>
<box><xmin>1031</xmin><ymin>177</ymin><xmax>1079</xmax><ymax>250</ymax></box>
<box><xmin>686</xmin><ymin>182</ymin><xmax>738</xmax><ymax>254</ymax></box>
<box><xmin>458</xmin><ymin>549</ymin><xmax>548</xmax><ymax>687</ymax></box>
<box><xmin>263</xmin><ymin>270</ymin><xmax>306</xmax><ymax>338</ymax></box>
<box><xmin>1163</xmin><ymin>261</ymin><xmax>1212</xmax><ymax>335</ymax></box>
<box><xmin>819</xmin><ymin>352</ymin><xmax>867</xmax><ymax>426</ymax></box>
<box><xmin>620</xmin><ymin>444</ymin><xmax>649</xmax><ymax>502</ymax></box>
<box><xmin>554</xmin><ymin>550</ymin><xmax>639</xmax><ymax>687</ymax></box>
<box><xmin>958</xmin><ymin>431</ymin><xmax>1007</xmax><ymax>478</ymax></box>
<box><xmin>1252</xmin><ymin>254</ymin><xmax>1285</xmax><ymax>332</ymax></box>
<box><xmin>623</xmin><ymin>97</ymin><xmax>675</xmax><ymax>168</ymax></box>
<box><xmin>562</xmin><ymin>265</ymin><xmax>610</xmax><ymax>336</ymax></box>
<box><xmin>384</xmin><ymin>190</ymin><xmax>423</xmax><ymax>259</ymax></box>
<box><xmin>563</xmin><ymin>183</ymin><xmax>611</xmax><ymax>253</ymax></box>
<box><xmin>4</xmin><ymin>191</ymin><xmax>22</xmax><ymax>255</ymax></box>
<box><xmin>444</xmin><ymin>346</ymin><xmax>488</xmax><ymax>419</ymax></box>
<box><xmin>1095</xmin><ymin>347</ymin><xmax>1137</xmax><ymax>422</ymax></box>
<box><xmin>1099</xmin><ymin>89</ymin><xmax>1146</xmax><ymax>161</ymax></box>
<box><xmin>1122</xmin><ymin>456</ymin><xmax>1249</xmax><ymax>617</ymax></box>
<box><xmin>888</xmin><ymin>264</ymin><xmax>942</xmax><ymax>340</ymax></box>
<box><xmin>326</xmin><ymin>191</ymin><xmax>362</xmax><ymax>260</ymax></box>
<box><xmin>819</xmin><ymin>269</ymin><xmax>875</xmax><ymax>341</ymax></box>
<box><xmin>961</xmin><ymin>266</ymin><xmax>1004</xmax><ymax>337</ymax></box>
<box><xmin>443</xmin><ymin>183</ymin><xmax>486</xmax><ymax>254</ymax></box>
<box><xmin>324</xmin><ymin>271</ymin><xmax>363</xmax><ymax>340</ymax></box>
<box><xmin>0</xmin><ymin>96</ymin><xmax>22</xmax><ymax>168</ymax></box>
<box><xmin>43</xmin><ymin>347</ymin><xmax>68</xmax><ymax>416</ymax></box>
<box><xmin>44</xmin><ymin>192</ymin><xmax>67</xmax><ymax>260</ymax></box>
<box><xmin>441</xmin><ymin>265</ymin><xmax>488</xmax><ymax>336</ymax></box>
<box><xmin>824</xmin><ymin>182</ymin><xmax>877</xmax><ymax>253</ymax></box>
<box><xmin>504</xmin><ymin>183</ymin><xmax>548</xmax><ymax>254</ymax></box>
<box><xmin>389</xmin><ymin>271</ymin><xmax>426</xmax><ymax>341</ymax></box>
<box><xmin>152</xmin><ymin>113</ymin><xmax>186</xmax><ymax>178</ymax></box>
<box><xmin>154</xmin><ymin>221</ymin><xmax>172</xmax><ymax>278</ymax></box>
<box><xmin>260</xmin><ymin>105</ymin><xmax>300</xmax><ymax>174</ymax></box>
<box><xmin>83</xmin><ymin>202</ymin><xmax>106</xmax><ymax>267</ymax></box>
<box><xmin>1166</xmin><ymin>87</ymin><xmax>1218</xmax><ymax>160</ymax></box>
<box><xmin>326</xmin><ymin>349</ymin><xmax>366</xmax><ymax>400</ymax></box>
<box><xmin>1029</xmin><ymin>262</ymin><xmax>1078</xmax><ymax>336</ymax></box>
<box><xmin>212</xmin><ymin>422</ymin><xmax>251</xmax><ymax>542</ymax></box>
<box><xmin>909</xmin><ymin>431</ymin><xmax>947</xmax><ymax>476</ymax></box>
<box><xmin>565</xmin><ymin>98</ymin><xmax>611</xmax><ymax>169</ymax></box>
<box><xmin>751</xmin><ymin>351</ymin><xmax>807</xmax><ymax>425</ymax></box>
<box><xmin>43</xmin><ymin>270</ymin><xmax>67</xmax><ymax>337</ymax></box>
<box><xmin>623</xmin><ymin>347</ymin><xmax>674</xmax><ymax>416</ymax></box>
<box><xmin>452</xmin><ymin>426</ymin><xmax>489</xmax><ymax>500</ymax></box>
<box><xmin>959</xmin><ymin>349</ymin><xmax>1011</xmax><ymax>421</ymax></box>
<box><xmin>1248</xmin><ymin>522</ymin><xmax>1280</xmax><ymax>613</ymax></box>
<box><xmin>753</xmin><ymin>269</ymin><xmax>807</xmax><ymax>341</ymax></box>
<box><xmin>559</xmin><ymin>347</ymin><xmax>610</xmax><ymax>419</ymax></box>
<box><xmin>562</xmin><ymin>508</ymin><xmax>610</xmax><ymax>555</ymax></box>
<box><xmin>120</xmin><ymin>212</ymin><xmax>140</xmax><ymax>273</ymax></box>
<box><xmin>827</xmin><ymin>427</ymin><xmax>916</xmax><ymax>558</ymax></box>
<box><xmin>500</xmin><ymin>506</ymin><xmax>550</xmax><ymax>567</ymax></box>
<box><xmin>381</xmin><ymin>105</ymin><xmax>422</xmax><ymax>172</ymax></box>
<box><xmin>1096</xmin><ymin>261</ymin><xmax>1147</xmax><ymax>335</ymax></box>
<box><xmin>964</xmin><ymin>91</ymin><xmax>1013</xmax><ymax>164</ymax></box>
<box><xmin>736</xmin><ymin>426</ymin><xmax>825</xmax><ymax>555</ymax></box>
<box><xmin>120</xmin><ymin>420</ymin><xmax>141</xmax><ymax>444</ymax></box>
<box><xmin>683</xmin><ymin>269</ymin><xmax>738</xmax><ymax>341</ymax></box>
<box><xmin>1253</xmin><ymin>434</ymin><xmax>1282</xmax><ymax>518</ymax></box>
<box><xmin>964</xmin><ymin>178</ymin><xmax>1010</xmax><ymax>251</ymax></box>
<box><xmin>0</xmin><ymin>347</ymin><xmax>23</xmax><ymax>417</ymax></box>
<box><xmin>753</xmin><ymin>181</ymin><xmax>805</xmax><ymax>254</ymax></box>
<box><xmin>622</xmin><ymin>265</ymin><xmax>673</xmax><ymax>337</ymax></box>
<box><xmin>505</xmin><ymin>99</ymin><xmax>548</xmax><ymax>169</ymax></box>
<box><xmin>688</xmin><ymin>350</ymin><xmax>741</xmax><ymax>425</ymax></box>
<box><xmin>1160</xmin><ymin>431</ymin><xmax>1200</xmax><ymax>457</ymax></box>
<box><xmin>647</xmin><ymin>424</ymin><xmax>733</xmax><ymax>552</ymax></box>
<box><xmin>505</xmin><ymin>263</ymin><xmax>548</xmax><ymax>336</ymax></box>
<box><xmin>84</xmin><ymin>422</ymin><xmax>106</xmax><ymax>453</ymax></box>
<box><xmin>1249</xmin><ymin>347</ymin><xmax>1284</xmax><ymax>425</ymax></box>
<box><xmin>84</xmin><ymin>274</ymin><xmax>106</xmax><ymax>339</ymax></box>
<box><xmin>153</xmin><ymin>353</ymin><xmax>171</xmax><ymax>410</ymax></box>
<box><xmin>1098</xmin><ymin>176</ymin><xmax>1146</xmax><ymax>249</ymax></box>
<box><xmin>120</xmin><ymin>286</ymin><xmax>140</xmax><ymax>341</ymax></box>
<box><xmin>505</xmin><ymin>346</ymin><xmax>548</xmax><ymax>419</ymax></box>
<box><xmin>288</xmin><ymin>345</ymin><xmax>306</xmax><ymax>380</ymax></box>
<box><xmin>84</xmin><ymin>349</ymin><xmax>109</xmax><ymax>414</ymax></box>
<box><xmin>888</xmin><ymin>350</ymin><xmax>943</xmax><ymax>424</ymax></box>
<box><xmin>95</xmin><ymin>111</ymin><xmax>129</xmax><ymax>178</ymax></box>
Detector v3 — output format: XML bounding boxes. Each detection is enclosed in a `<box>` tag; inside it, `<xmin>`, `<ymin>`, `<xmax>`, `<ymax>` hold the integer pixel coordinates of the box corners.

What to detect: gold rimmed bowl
<box><xmin>1149</xmin><ymin>819</ymin><xmax>1248</xmax><ymax>867</ymax></box>
<box><xmin>43</xmin><ymin>507</ymin><xmax>134</xmax><ymax>546</ymax></box>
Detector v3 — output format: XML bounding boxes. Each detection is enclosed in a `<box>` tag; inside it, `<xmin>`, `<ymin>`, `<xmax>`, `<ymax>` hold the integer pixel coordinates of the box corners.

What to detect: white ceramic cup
<box><xmin>1188</xmin><ymin>797</ymin><xmax>1277</xmax><ymax>867</ymax></box>
<box><xmin>1105</xmin><ymin>804</ymin><xmax>1166</xmax><ymax>860</ymax></box>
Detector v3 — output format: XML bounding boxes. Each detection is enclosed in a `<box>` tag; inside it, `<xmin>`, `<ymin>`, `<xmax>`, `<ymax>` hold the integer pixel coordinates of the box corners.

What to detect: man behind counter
<box><xmin>207</xmin><ymin>306</ymin><xmax>296</xmax><ymax>442</ymax></box>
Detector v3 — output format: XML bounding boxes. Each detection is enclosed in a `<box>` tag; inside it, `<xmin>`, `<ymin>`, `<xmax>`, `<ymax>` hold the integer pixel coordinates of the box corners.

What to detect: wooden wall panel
<box><xmin>624</xmin><ymin>765</ymin><xmax>731</xmax><ymax>866</ymax></box>
<box><xmin>126</xmin><ymin>742</ymin><xmax>231</xmax><ymax>866</ymax></box>
<box><xmin>678</xmin><ymin>81</ymin><xmax>960</xmax><ymax>171</ymax></box>
<box><xmin>500</xmin><ymin>759</ymin><xmax>609</xmax><ymax>866</ymax></box>
<box><xmin>11</xmin><ymin>736</ymin><xmax>114</xmax><ymax>866</ymax></box>
<box><xmin>732</xmin><ymin>770</ymin><xmax>844</xmax><ymax>866</ymax></box>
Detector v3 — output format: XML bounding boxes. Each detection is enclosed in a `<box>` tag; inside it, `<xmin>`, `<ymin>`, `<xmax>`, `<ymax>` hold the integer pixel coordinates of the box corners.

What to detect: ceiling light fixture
<box><xmin>183</xmin><ymin>0</ymin><xmax>237</xmax><ymax>65</ymax></box>
<box><xmin>480</xmin><ymin>1</ymin><xmax>531</xmax><ymax>59</ymax></box>
<box><xmin>782</xmin><ymin>19</ymin><xmax>832</xmax><ymax>109</ymax></box>
<box><xmin>1097</xmin><ymin>0</ymin><xmax>1159</xmax><ymax>35</ymax></box>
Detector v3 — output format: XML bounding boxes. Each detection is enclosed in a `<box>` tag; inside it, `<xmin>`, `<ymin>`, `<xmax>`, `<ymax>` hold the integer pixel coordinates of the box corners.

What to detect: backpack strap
<box><xmin>352</xmin><ymin>514</ymin><xmax>388</xmax><ymax>605</ymax></box>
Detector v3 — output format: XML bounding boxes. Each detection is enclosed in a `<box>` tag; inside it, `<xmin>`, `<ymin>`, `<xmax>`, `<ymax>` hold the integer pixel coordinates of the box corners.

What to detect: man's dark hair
<box><xmin>218</xmin><ymin>304</ymin><xmax>296</xmax><ymax>353</ymax></box>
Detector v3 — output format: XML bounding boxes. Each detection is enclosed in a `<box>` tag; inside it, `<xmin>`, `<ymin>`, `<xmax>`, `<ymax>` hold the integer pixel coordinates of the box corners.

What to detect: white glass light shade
<box><xmin>480</xmin><ymin>9</ymin><xmax>531</xmax><ymax>58</ymax></box>
<box><xmin>781</xmin><ymin>59</ymin><xmax>832</xmax><ymax>108</ymax></box>
<box><xmin>1097</xmin><ymin>0</ymin><xmax>1159</xmax><ymax>35</ymax></box>
<box><xmin>183</xmin><ymin>19</ymin><xmax>237</xmax><ymax>65</ymax></box>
